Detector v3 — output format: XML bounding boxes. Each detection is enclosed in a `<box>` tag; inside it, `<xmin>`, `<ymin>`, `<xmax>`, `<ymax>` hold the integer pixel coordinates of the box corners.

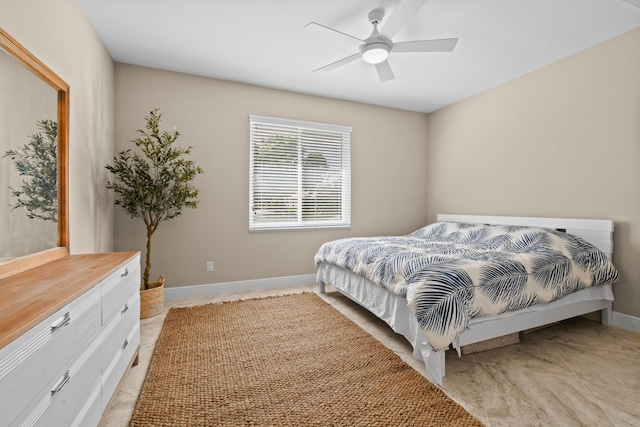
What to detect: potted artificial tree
<box><xmin>106</xmin><ymin>108</ymin><xmax>203</xmax><ymax>318</ymax></box>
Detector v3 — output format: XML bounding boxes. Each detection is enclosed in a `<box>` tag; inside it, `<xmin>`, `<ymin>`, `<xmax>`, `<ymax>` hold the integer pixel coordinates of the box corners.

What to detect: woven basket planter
<box><xmin>140</xmin><ymin>275</ymin><xmax>165</xmax><ymax>319</ymax></box>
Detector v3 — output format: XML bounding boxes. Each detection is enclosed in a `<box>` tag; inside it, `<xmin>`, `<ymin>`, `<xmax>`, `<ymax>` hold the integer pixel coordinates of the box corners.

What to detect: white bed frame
<box><xmin>317</xmin><ymin>214</ymin><xmax>615</xmax><ymax>385</ymax></box>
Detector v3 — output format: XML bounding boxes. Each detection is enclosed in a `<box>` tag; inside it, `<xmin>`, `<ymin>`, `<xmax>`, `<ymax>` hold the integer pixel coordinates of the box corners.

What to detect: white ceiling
<box><xmin>77</xmin><ymin>0</ymin><xmax>640</xmax><ymax>113</ymax></box>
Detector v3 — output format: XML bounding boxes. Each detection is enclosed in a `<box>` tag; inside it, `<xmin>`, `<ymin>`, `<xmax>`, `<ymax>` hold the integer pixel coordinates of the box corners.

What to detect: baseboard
<box><xmin>164</xmin><ymin>273</ymin><xmax>317</xmax><ymax>300</ymax></box>
<box><xmin>613</xmin><ymin>311</ymin><xmax>640</xmax><ymax>333</ymax></box>
<box><xmin>165</xmin><ymin>277</ymin><xmax>640</xmax><ymax>334</ymax></box>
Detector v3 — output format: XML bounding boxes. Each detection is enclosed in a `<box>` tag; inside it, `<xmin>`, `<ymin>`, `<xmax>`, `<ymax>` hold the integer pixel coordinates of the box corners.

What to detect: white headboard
<box><xmin>436</xmin><ymin>214</ymin><xmax>614</xmax><ymax>258</ymax></box>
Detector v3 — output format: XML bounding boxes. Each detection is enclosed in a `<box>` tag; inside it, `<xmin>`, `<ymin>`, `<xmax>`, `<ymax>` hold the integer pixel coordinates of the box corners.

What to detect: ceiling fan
<box><xmin>305</xmin><ymin>0</ymin><xmax>458</xmax><ymax>83</ymax></box>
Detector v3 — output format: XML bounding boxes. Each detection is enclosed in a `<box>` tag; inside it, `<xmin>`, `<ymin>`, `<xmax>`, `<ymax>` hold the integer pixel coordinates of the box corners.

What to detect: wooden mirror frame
<box><xmin>0</xmin><ymin>28</ymin><xmax>69</xmax><ymax>280</ymax></box>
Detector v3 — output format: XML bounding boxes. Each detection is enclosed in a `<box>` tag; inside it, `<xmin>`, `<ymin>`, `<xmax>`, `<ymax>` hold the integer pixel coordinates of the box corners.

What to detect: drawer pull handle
<box><xmin>121</xmin><ymin>303</ymin><xmax>129</xmax><ymax>315</ymax></box>
<box><xmin>122</xmin><ymin>338</ymin><xmax>129</xmax><ymax>351</ymax></box>
<box><xmin>121</xmin><ymin>268</ymin><xmax>129</xmax><ymax>278</ymax></box>
<box><xmin>51</xmin><ymin>313</ymin><xmax>71</xmax><ymax>332</ymax></box>
<box><xmin>51</xmin><ymin>371</ymin><xmax>71</xmax><ymax>396</ymax></box>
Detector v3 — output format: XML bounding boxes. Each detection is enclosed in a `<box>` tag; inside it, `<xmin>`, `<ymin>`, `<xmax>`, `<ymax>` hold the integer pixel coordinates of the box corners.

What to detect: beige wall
<box><xmin>426</xmin><ymin>28</ymin><xmax>640</xmax><ymax>318</ymax></box>
<box><xmin>0</xmin><ymin>0</ymin><xmax>116</xmax><ymax>254</ymax></box>
<box><xmin>113</xmin><ymin>64</ymin><xmax>429</xmax><ymax>287</ymax></box>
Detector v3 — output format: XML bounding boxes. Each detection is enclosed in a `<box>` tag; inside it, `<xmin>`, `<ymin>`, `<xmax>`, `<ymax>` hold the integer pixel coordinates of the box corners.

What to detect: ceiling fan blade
<box><xmin>304</xmin><ymin>22</ymin><xmax>364</xmax><ymax>46</ymax></box>
<box><xmin>380</xmin><ymin>0</ymin><xmax>429</xmax><ymax>39</ymax></box>
<box><xmin>314</xmin><ymin>52</ymin><xmax>361</xmax><ymax>73</ymax></box>
<box><xmin>375</xmin><ymin>60</ymin><xmax>395</xmax><ymax>82</ymax></box>
<box><xmin>392</xmin><ymin>38</ymin><xmax>458</xmax><ymax>53</ymax></box>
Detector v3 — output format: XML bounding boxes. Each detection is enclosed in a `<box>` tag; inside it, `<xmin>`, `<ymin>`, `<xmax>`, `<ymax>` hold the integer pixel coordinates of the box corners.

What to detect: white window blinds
<box><xmin>249</xmin><ymin>115</ymin><xmax>351</xmax><ymax>230</ymax></box>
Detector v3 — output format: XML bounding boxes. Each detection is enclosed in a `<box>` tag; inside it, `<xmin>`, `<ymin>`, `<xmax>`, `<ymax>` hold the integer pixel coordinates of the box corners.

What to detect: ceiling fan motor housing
<box><xmin>361</xmin><ymin>39</ymin><xmax>392</xmax><ymax>64</ymax></box>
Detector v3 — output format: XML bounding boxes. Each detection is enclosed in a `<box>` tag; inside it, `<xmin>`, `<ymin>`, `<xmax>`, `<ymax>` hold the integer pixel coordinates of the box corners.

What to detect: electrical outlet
<box><xmin>206</xmin><ymin>261</ymin><xmax>214</xmax><ymax>272</ymax></box>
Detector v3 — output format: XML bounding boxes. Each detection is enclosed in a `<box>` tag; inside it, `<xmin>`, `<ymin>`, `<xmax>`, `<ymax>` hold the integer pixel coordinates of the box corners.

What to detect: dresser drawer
<box><xmin>101</xmin><ymin>321</ymin><xmax>140</xmax><ymax>411</ymax></box>
<box><xmin>0</xmin><ymin>285</ymin><xmax>101</xmax><ymax>426</ymax></box>
<box><xmin>101</xmin><ymin>258</ymin><xmax>140</xmax><ymax>325</ymax></box>
<box><xmin>11</xmin><ymin>335</ymin><xmax>101</xmax><ymax>427</ymax></box>
<box><xmin>101</xmin><ymin>291</ymin><xmax>139</xmax><ymax>372</ymax></box>
<box><xmin>68</xmin><ymin>377</ymin><xmax>102</xmax><ymax>427</ymax></box>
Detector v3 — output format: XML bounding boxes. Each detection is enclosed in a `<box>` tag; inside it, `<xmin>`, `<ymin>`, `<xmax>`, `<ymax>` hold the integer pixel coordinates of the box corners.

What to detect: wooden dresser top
<box><xmin>0</xmin><ymin>252</ymin><xmax>139</xmax><ymax>349</ymax></box>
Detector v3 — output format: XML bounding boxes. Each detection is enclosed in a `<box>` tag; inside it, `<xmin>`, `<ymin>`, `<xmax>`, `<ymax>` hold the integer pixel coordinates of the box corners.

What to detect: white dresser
<box><xmin>0</xmin><ymin>252</ymin><xmax>140</xmax><ymax>427</ymax></box>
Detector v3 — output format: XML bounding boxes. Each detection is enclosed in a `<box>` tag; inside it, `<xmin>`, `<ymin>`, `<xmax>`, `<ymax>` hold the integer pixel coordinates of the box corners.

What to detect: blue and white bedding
<box><xmin>314</xmin><ymin>222</ymin><xmax>620</xmax><ymax>350</ymax></box>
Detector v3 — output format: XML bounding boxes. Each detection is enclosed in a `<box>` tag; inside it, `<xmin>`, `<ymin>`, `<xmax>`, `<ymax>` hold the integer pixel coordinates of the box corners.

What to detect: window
<box><xmin>249</xmin><ymin>115</ymin><xmax>351</xmax><ymax>231</ymax></box>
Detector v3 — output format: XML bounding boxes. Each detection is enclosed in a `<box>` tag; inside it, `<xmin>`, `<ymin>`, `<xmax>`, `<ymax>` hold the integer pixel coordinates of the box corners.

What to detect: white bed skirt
<box><xmin>316</xmin><ymin>262</ymin><xmax>614</xmax><ymax>385</ymax></box>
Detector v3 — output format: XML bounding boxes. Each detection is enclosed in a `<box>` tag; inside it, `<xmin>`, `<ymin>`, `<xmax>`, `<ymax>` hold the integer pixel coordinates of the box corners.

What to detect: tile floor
<box><xmin>101</xmin><ymin>285</ymin><xmax>640</xmax><ymax>427</ymax></box>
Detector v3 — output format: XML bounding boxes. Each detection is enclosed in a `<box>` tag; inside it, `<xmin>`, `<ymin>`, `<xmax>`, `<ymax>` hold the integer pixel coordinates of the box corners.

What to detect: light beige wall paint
<box><xmin>426</xmin><ymin>28</ymin><xmax>640</xmax><ymax>317</ymax></box>
<box><xmin>0</xmin><ymin>0</ymin><xmax>116</xmax><ymax>254</ymax></box>
<box><xmin>114</xmin><ymin>64</ymin><xmax>429</xmax><ymax>287</ymax></box>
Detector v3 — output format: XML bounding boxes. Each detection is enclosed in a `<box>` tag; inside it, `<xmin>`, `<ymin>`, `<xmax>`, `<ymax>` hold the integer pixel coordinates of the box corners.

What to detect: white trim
<box><xmin>612</xmin><ymin>311</ymin><xmax>640</xmax><ymax>333</ymax></box>
<box><xmin>248</xmin><ymin>115</ymin><xmax>352</xmax><ymax>134</ymax></box>
<box><xmin>164</xmin><ymin>273</ymin><xmax>640</xmax><ymax>333</ymax></box>
<box><xmin>164</xmin><ymin>274</ymin><xmax>317</xmax><ymax>300</ymax></box>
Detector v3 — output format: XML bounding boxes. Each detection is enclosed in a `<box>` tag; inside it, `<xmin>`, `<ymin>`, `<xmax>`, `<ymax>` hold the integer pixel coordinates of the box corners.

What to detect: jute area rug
<box><xmin>130</xmin><ymin>292</ymin><xmax>484</xmax><ymax>426</ymax></box>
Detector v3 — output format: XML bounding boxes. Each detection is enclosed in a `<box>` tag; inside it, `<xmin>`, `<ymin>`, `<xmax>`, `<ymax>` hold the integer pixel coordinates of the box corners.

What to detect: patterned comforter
<box><xmin>314</xmin><ymin>222</ymin><xmax>619</xmax><ymax>350</ymax></box>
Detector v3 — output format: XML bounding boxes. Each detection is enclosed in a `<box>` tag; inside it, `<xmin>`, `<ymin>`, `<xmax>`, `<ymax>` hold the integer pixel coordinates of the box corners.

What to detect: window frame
<box><xmin>249</xmin><ymin>115</ymin><xmax>352</xmax><ymax>231</ymax></box>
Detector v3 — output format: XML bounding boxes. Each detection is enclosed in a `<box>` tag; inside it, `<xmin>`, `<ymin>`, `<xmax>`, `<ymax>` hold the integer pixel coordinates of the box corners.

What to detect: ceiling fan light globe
<box><xmin>361</xmin><ymin>43</ymin><xmax>390</xmax><ymax>64</ymax></box>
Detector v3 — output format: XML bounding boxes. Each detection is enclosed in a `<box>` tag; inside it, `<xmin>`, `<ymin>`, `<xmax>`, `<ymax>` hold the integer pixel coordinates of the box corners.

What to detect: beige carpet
<box><xmin>130</xmin><ymin>292</ymin><xmax>484</xmax><ymax>426</ymax></box>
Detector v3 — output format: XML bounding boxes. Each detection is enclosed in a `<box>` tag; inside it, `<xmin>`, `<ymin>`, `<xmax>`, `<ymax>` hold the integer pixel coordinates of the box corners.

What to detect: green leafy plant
<box><xmin>106</xmin><ymin>109</ymin><xmax>203</xmax><ymax>289</ymax></box>
<box><xmin>3</xmin><ymin>119</ymin><xmax>58</xmax><ymax>222</ymax></box>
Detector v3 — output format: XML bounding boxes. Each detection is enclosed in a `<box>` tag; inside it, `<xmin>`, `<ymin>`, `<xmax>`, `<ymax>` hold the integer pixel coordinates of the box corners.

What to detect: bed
<box><xmin>315</xmin><ymin>214</ymin><xmax>619</xmax><ymax>385</ymax></box>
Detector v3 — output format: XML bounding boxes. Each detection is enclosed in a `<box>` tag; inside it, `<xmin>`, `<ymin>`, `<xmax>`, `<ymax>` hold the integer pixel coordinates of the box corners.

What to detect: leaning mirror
<box><xmin>0</xmin><ymin>27</ymin><xmax>69</xmax><ymax>279</ymax></box>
